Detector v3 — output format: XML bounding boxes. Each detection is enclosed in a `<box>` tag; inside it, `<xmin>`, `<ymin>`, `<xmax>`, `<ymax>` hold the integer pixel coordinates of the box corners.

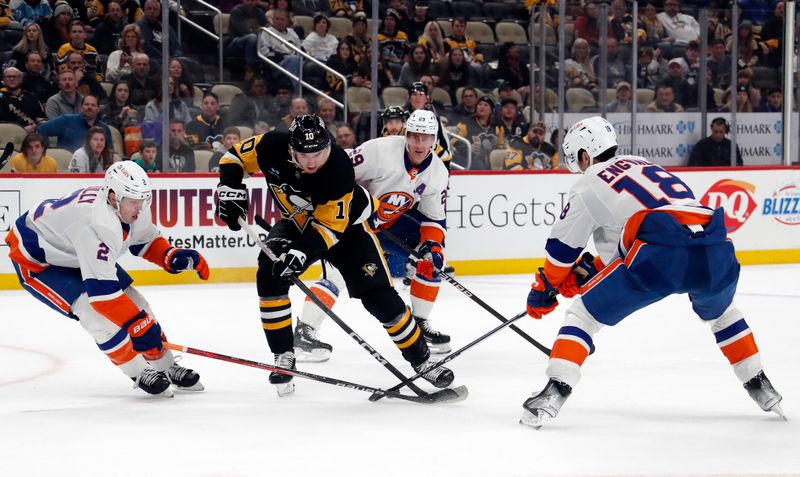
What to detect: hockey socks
<box><xmin>260</xmin><ymin>294</ymin><xmax>294</xmax><ymax>354</ymax></box>
<box><xmin>708</xmin><ymin>305</ymin><xmax>761</xmax><ymax>383</ymax></box>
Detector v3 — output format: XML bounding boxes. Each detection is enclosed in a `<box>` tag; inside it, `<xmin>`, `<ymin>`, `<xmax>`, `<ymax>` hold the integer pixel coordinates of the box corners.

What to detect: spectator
<box><xmin>45</xmin><ymin>69</ymin><xmax>82</xmax><ymax>119</ymax></box>
<box><xmin>168</xmin><ymin>57</ymin><xmax>195</xmax><ymax>106</ymax></box>
<box><xmin>657</xmin><ymin>0</ymin><xmax>700</xmax><ymax>46</ymax></box>
<box><xmin>720</xmin><ymin>84</ymin><xmax>754</xmax><ymax>113</ymax></box>
<box><xmin>119</xmin><ymin>0</ymin><xmax>143</xmax><ymax>24</ymax></box>
<box><xmin>41</xmin><ymin>1</ymin><xmax>73</xmax><ymax>51</ymax></box>
<box><xmin>565</xmin><ymin>38</ymin><xmax>597</xmax><ymax>93</ymax></box>
<box><xmin>38</xmin><ymin>94</ymin><xmax>112</xmax><ymax>151</ymax></box>
<box><xmin>646</xmin><ymin>84</ymin><xmax>683</xmax><ymax>112</ymax></box>
<box><xmin>132</xmin><ymin>139</ymin><xmax>159</xmax><ymax>171</ymax></box>
<box><xmin>591</xmin><ymin>37</ymin><xmax>627</xmax><ymax>89</ymax></box>
<box><xmin>639</xmin><ymin>2</ymin><xmax>669</xmax><ymax>48</ymax></box>
<box><xmin>497</xmin><ymin>43</ymin><xmax>531</xmax><ymax>103</ymax></box>
<box><xmin>378</xmin><ymin>8</ymin><xmax>410</xmax><ymax>65</ymax></box>
<box><xmin>755</xmin><ymin>88</ymin><xmax>782</xmax><ymax>112</ymax></box>
<box><xmin>408</xmin><ymin>0</ymin><xmax>432</xmax><ymax>43</ymax></box>
<box><xmin>574</xmin><ymin>2</ymin><xmax>613</xmax><ymax>47</ymax></box>
<box><xmin>327</xmin><ymin>0</ymin><xmax>362</xmax><ymax>19</ymax></box>
<box><xmin>229</xmin><ymin>75</ymin><xmax>277</xmax><ymax>127</ymax></box>
<box><xmin>398</xmin><ymin>43</ymin><xmax>432</xmax><ymax>88</ymax></box>
<box><xmin>91</xmin><ymin>0</ymin><xmax>126</xmax><ymax>55</ymax></box>
<box><xmin>157</xmin><ymin>119</ymin><xmax>195</xmax><ymax>172</ymax></box>
<box><xmin>346</xmin><ymin>12</ymin><xmax>369</xmax><ymax>62</ymax></box>
<box><xmin>455</xmin><ymin>95</ymin><xmax>497</xmax><ymax>170</ymax></box>
<box><xmin>660</xmin><ymin>57</ymin><xmax>692</xmax><ymax>109</ymax></box>
<box><xmin>354</xmin><ymin>43</ymin><xmax>394</xmax><ymax>93</ymax></box>
<box><xmin>302</xmin><ymin>14</ymin><xmax>338</xmax><ymax>61</ymax></box>
<box><xmin>444</xmin><ymin>17</ymin><xmax>482</xmax><ymax>64</ymax></box>
<box><xmin>450</xmin><ymin>86</ymin><xmax>478</xmax><ymax>122</ymax></box>
<box><xmin>207</xmin><ymin>127</ymin><xmax>240</xmax><ymax>172</ymax></box>
<box><xmin>609</xmin><ymin>0</ymin><xmax>636</xmax><ymax>46</ymax></box>
<box><xmin>11</xmin><ymin>22</ymin><xmax>50</xmax><ymax>72</ymax></box>
<box><xmin>12</xmin><ymin>0</ymin><xmax>52</xmax><ymax>27</ymax></box>
<box><xmin>418</xmin><ymin>20</ymin><xmax>445</xmax><ymax>64</ymax></box>
<box><xmin>707</xmin><ymin>39</ymin><xmax>731</xmax><ymax>89</ymax></box>
<box><xmin>606</xmin><ymin>81</ymin><xmax>637</xmax><ymax>112</ymax></box>
<box><xmin>22</xmin><ymin>52</ymin><xmax>57</xmax><ymax>102</ymax></box>
<box><xmin>143</xmin><ymin>76</ymin><xmax>191</xmax><ymax>123</ymax></box>
<box><xmin>705</xmin><ymin>8</ymin><xmax>732</xmax><ymax>45</ymax></box>
<box><xmin>435</xmin><ymin>47</ymin><xmax>475</xmax><ymax>104</ymax></box>
<box><xmin>683</xmin><ymin>40</ymin><xmax>701</xmax><ymax>81</ymax></box>
<box><xmin>688</xmin><ymin>117</ymin><xmax>742</xmax><ymax>167</ymax></box>
<box><xmin>495</xmin><ymin>98</ymin><xmax>527</xmax><ymax>149</ymax></box>
<box><xmin>637</xmin><ymin>46</ymin><xmax>667</xmax><ymax>89</ymax></box>
<box><xmin>726</xmin><ymin>19</ymin><xmax>767</xmax><ymax>71</ymax></box>
<box><xmin>136</xmin><ymin>0</ymin><xmax>181</xmax><ymax>61</ymax></box>
<box><xmin>760</xmin><ymin>1</ymin><xmax>784</xmax><ymax>68</ymax></box>
<box><xmin>186</xmin><ymin>92</ymin><xmax>224</xmax><ymax>149</ymax></box>
<box><xmin>387</xmin><ymin>0</ymin><xmax>413</xmax><ymax>39</ymax></box>
<box><xmin>326</xmin><ymin>40</ymin><xmax>358</xmax><ymax>95</ymax></box>
<box><xmin>6</xmin><ymin>133</ymin><xmax>58</xmax><ymax>173</ymax></box>
<box><xmin>100</xmin><ymin>80</ymin><xmax>135</xmax><ymax>130</ymax></box>
<box><xmin>267</xmin><ymin>0</ymin><xmax>300</xmax><ymax>26</ymax></box>
<box><xmin>739</xmin><ymin>0</ymin><xmax>773</xmax><ymax>25</ymax></box>
<box><xmin>316</xmin><ymin>97</ymin><xmax>338</xmax><ymax>137</ymax></box>
<box><xmin>226</xmin><ymin>0</ymin><xmax>267</xmax><ymax>81</ymax></box>
<box><xmin>258</xmin><ymin>9</ymin><xmax>302</xmax><ymax>81</ymax></box>
<box><xmin>56</xmin><ymin>20</ymin><xmax>100</xmax><ymax>80</ymax></box>
<box><xmin>275</xmin><ymin>97</ymin><xmax>308</xmax><ymax>132</ymax></box>
<box><xmin>106</xmin><ymin>24</ymin><xmax>144</xmax><ymax>82</ymax></box>
<box><xmin>512</xmin><ymin>121</ymin><xmax>556</xmax><ymax>170</ymax></box>
<box><xmin>66</xmin><ymin>51</ymin><xmax>107</xmax><ymax>101</ymax></box>
<box><xmin>120</xmin><ymin>52</ymin><xmax>158</xmax><ymax>106</ymax></box>
<box><xmin>69</xmin><ymin>125</ymin><xmax>119</xmax><ymax>172</ymax></box>
<box><xmin>335</xmin><ymin>123</ymin><xmax>356</xmax><ymax>149</ymax></box>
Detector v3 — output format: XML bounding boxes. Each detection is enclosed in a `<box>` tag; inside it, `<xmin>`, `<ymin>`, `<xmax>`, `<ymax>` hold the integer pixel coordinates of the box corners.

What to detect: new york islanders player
<box><xmin>520</xmin><ymin>116</ymin><xmax>784</xmax><ymax>428</ymax></box>
<box><xmin>293</xmin><ymin>109</ymin><xmax>451</xmax><ymax>361</ymax></box>
<box><xmin>5</xmin><ymin>162</ymin><xmax>209</xmax><ymax>397</ymax></box>
<box><xmin>215</xmin><ymin>114</ymin><xmax>455</xmax><ymax>396</ymax></box>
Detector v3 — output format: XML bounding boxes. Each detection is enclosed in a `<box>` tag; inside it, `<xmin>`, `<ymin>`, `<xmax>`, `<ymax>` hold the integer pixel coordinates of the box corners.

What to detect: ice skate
<box><xmin>293</xmin><ymin>322</ymin><xmax>333</xmax><ymax>363</ymax></box>
<box><xmin>413</xmin><ymin>358</ymin><xmax>455</xmax><ymax>388</ymax></box>
<box><xmin>269</xmin><ymin>351</ymin><xmax>296</xmax><ymax>397</ymax></box>
<box><xmin>519</xmin><ymin>379</ymin><xmax>573</xmax><ymax>429</ymax></box>
<box><xmin>417</xmin><ymin>317</ymin><xmax>451</xmax><ymax>354</ymax></box>
<box><xmin>167</xmin><ymin>361</ymin><xmax>204</xmax><ymax>391</ymax></box>
<box><xmin>744</xmin><ymin>371</ymin><xmax>787</xmax><ymax>420</ymax></box>
<box><xmin>132</xmin><ymin>368</ymin><xmax>174</xmax><ymax>398</ymax></box>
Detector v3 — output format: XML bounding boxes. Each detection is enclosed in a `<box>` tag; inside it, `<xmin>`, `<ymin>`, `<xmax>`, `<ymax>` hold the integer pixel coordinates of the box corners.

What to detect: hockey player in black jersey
<box><xmin>215</xmin><ymin>114</ymin><xmax>455</xmax><ymax>396</ymax></box>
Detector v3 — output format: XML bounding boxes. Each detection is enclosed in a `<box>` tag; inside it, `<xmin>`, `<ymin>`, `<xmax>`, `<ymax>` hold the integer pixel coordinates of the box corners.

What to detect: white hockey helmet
<box><xmin>562</xmin><ymin>116</ymin><xmax>618</xmax><ymax>173</ymax></box>
<box><xmin>105</xmin><ymin>161</ymin><xmax>152</xmax><ymax>207</ymax></box>
<box><xmin>405</xmin><ymin>109</ymin><xmax>439</xmax><ymax>154</ymax></box>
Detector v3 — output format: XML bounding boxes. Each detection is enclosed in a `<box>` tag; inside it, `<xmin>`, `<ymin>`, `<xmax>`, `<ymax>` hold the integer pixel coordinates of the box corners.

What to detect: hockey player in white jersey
<box><xmin>293</xmin><ymin>109</ymin><xmax>452</xmax><ymax>361</ymax></box>
<box><xmin>5</xmin><ymin>162</ymin><xmax>210</xmax><ymax>397</ymax></box>
<box><xmin>520</xmin><ymin>116</ymin><xmax>784</xmax><ymax>428</ymax></box>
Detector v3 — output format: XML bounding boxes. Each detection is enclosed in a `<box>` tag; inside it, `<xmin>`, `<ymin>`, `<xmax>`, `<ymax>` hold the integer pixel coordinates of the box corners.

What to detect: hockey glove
<box><xmin>416</xmin><ymin>240</ymin><xmax>444</xmax><ymax>280</ymax></box>
<box><xmin>216</xmin><ymin>184</ymin><xmax>248</xmax><ymax>231</ymax></box>
<box><xmin>527</xmin><ymin>268</ymin><xmax>559</xmax><ymax>319</ymax></box>
<box><xmin>125</xmin><ymin>310</ymin><xmax>163</xmax><ymax>353</ymax></box>
<box><xmin>272</xmin><ymin>249</ymin><xmax>307</xmax><ymax>279</ymax></box>
<box><xmin>558</xmin><ymin>252</ymin><xmax>599</xmax><ymax>298</ymax></box>
<box><xmin>164</xmin><ymin>248</ymin><xmax>210</xmax><ymax>280</ymax></box>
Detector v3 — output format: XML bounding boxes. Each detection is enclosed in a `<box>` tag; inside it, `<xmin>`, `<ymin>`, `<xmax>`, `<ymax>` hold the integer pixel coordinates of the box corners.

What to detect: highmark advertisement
<box><xmin>1</xmin><ymin>167</ymin><xmax>799</xmax><ymax>287</ymax></box>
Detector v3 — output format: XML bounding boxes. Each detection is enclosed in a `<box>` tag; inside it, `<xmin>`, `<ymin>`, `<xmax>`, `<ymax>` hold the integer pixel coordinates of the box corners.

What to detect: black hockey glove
<box><xmin>272</xmin><ymin>249</ymin><xmax>307</xmax><ymax>278</ymax></box>
<box><xmin>216</xmin><ymin>184</ymin><xmax>248</xmax><ymax>231</ymax></box>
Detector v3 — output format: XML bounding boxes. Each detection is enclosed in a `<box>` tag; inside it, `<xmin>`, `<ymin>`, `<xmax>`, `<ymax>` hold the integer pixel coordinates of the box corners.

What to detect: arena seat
<box><xmin>347</xmin><ymin>86</ymin><xmax>373</xmax><ymax>113</ymax></box>
<box><xmin>0</xmin><ymin>123</ymin><xmax>28</xmax><ymax>151</ymax></box>
<box><xmin>210</xmin><ymin>83</ymin><xmax>245</xmax><ymax>106</ymax></box>
<box><xmin>194</xmin><ymin>149</ymin><xmax>214</xmax><ymax>173</ymax></box>
<box><xmin>466</xmin><ymin>21</ymin><xmax>495</xmax><ymax>44</ymax></box>
<box><xmin>495</xmin><ymin>22</ymin><xmax>527</xmax><ymax>44</ymax></box>
<box><xmin>566</xmin><ymin>88</ymin><xmax>596</xmax><ymax>112</ymax></box>
<box><xmin>381</xmin><ymin>86</ymin><xmax>409</xmax><ymax>108</ymax></box>
<box><xmin>48</xmin><ymin>148</ymin><xmax>74</xmax><ymax>172</ymax></box>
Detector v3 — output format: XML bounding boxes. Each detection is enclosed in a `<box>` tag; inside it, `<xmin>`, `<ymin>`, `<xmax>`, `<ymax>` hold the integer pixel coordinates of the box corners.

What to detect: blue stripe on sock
<box><xmin>714</xmin><ymin>318</ymin><xmax>749</xmax><ymax>343</ymax></box>
<box><xmin>97</xmin><ymin>327</ymin><xmax>129</xmax><ymax>351</ymax></box>
<box><xmin>559</xmin><ymin>326</ymin><xmax>594</xmax><ymax>349</ymax></box>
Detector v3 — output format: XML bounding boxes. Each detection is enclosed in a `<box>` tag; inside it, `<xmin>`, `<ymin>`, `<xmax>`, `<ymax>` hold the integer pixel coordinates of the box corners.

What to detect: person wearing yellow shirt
<box><xmin>8</xmin><ymin>133</ymin><xmax>59</xmax><ymax>173</ymax></box>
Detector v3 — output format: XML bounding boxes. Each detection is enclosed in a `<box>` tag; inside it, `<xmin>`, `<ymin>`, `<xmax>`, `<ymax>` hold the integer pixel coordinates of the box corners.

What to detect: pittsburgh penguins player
<box><xmin>215</xmin><ymin>114</ymin><xmax>455</xmax><ymax>396</ymax></box>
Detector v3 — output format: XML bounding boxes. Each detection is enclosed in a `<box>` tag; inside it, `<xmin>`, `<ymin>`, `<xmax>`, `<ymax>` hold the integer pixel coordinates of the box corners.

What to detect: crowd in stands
<box><xmin>0</xmin><ymin>0</ymin><xmax>791</xmax><ymax>172</ymax></box>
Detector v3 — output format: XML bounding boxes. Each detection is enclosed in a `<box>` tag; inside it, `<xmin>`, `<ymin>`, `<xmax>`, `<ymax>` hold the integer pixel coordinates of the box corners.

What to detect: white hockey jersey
<box><xmin>545</xmin><ymin>155</ymin><xmax>707</xmax><ymax>274</ymax></box>
<box><xmin>350</xmin><ymin>135</ymin><xmax>448</xmax><ymax>242</ymax></box>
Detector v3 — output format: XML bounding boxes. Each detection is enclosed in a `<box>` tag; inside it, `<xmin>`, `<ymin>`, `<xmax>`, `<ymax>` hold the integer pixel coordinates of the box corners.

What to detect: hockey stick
<box><xmin>164</xmin><ymin>342</ymin><xmax>466</xmax><ymax>404</ymax></box>
<box><xmin>0</xmin><ymin>142</ymin><xmax>14</xmax><ymax>170</ymax></box>
<box><xmin>377</xmin><ymin>225</ymin><xmax>553</xmax><ymax>356</ymax></box>
<box><xmin>369</xmin><ymin>309</ymin><xmax>528</xmax><ymax>402</ymax></box>
<box><xmin>241</xmin><ymin>216</ymin><xmax>458</xmax><ymax>399</ymax></box>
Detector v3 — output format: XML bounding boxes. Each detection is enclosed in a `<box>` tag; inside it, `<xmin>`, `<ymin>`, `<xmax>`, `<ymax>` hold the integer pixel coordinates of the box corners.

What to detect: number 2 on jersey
<box><xmin>611</xmin><ymin>165</ymin><xmax>694</xmax><ymax>208</ymax></box>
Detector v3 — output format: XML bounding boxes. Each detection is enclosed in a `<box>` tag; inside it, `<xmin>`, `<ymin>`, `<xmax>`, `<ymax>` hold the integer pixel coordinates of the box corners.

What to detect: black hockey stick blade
<box><xmin>0</xmin><ymin>142</ymin><xmax>14</xmax><ymax>170</ymax></box>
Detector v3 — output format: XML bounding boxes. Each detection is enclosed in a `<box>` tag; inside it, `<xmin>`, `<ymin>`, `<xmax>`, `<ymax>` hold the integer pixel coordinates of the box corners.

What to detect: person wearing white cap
<box><xmin>605</xmin><ymin>81</ymin><xmax>637</xmax><ymax>112</ymax></box>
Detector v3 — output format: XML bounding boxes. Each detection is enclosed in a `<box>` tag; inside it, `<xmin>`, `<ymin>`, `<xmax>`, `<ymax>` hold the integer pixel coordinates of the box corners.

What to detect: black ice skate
<box><xmin>519</xmin><ymin>379</ymin><xmax>573</xmax><ymax>429</ymax></box>
<box><xmin>413</xmin><ymin>359</ymin><xmax>455</xmax><ymax>388</ymax></box>
<box><xmin>132</xmin><ymin>368</ymin><xmax>173</xmax><ymax>397</ymax></box>
<box><xmin>269</xmin><ymin>351</ymin><xmax>296</xmax><ymax>397</ymax></box>
<box><xmin>417</xmin><ymin>317</ymin><xmax>451</xmax><ymax>354</ymax></box>
<box><xmin>293</xmin><ymin>322</ymin><xmax>333</xmax><ymax>363</ymax></box>
<box><xmin>167</xmin><ymin>362</ymin><xmax>204</xmax><ymax>391</ymax></box>
<box><xmin>744</xmin><ymin>371</ymin><xmax>786</xmax><ymax>420</ymax></box>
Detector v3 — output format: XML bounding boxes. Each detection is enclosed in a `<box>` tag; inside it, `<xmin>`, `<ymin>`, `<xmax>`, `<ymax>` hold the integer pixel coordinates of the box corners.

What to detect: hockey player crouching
<box><xmin>5</xmin><ymin>162</ymin><xmax>209</xmax><ymax>397</ymax></box>
<box><xmin>293</xmin><ymin>109</ymin><xmax>452</xmax><ymax>362</ymax></box>
<box><xmin>215</xmin><ymin>114</ymin><xmax>455</xmax><ymax>396</ymax></box>
<box><xmin>520</xmin><ymin>116</ymin><xmax>784</xmax><ymax>428</ymax></box>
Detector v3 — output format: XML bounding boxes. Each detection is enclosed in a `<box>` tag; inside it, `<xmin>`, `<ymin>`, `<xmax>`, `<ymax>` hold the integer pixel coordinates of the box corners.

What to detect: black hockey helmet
<box><xmin>381</xmin><ymin>105</ymin><xmax>408</xmax><ymax>121</ymax></box>
<box><xmin>408</xmin><ymin>81</ymin><xmax>428</xmax><ymax>96</ymax></box>
<box><xmin>289</xmin><ymin>114</ymin><xmax>331</xmax><ymax>153</ymax></box>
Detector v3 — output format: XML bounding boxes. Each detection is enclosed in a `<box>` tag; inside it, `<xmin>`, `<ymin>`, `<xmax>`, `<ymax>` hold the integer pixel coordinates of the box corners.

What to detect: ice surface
<box><xmin>1</xmin><ymin>265</ymin><xmax>799</xmax><ymax>476</ymax></box>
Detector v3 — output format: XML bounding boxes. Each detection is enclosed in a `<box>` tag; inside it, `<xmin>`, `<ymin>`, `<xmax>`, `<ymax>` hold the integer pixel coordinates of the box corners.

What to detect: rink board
<box><xmin>0</xmin><ymin>167</ymin><xmax>798</xmax><ymax>288</ymax></box>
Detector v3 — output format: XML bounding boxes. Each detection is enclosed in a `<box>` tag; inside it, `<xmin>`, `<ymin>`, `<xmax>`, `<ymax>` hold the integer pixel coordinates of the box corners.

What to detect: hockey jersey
<box><xmin>543</xmin><ymin>155</ymin><xmax>713</xmax><ymax>284</ymax></box>
<box><xmin>351</xmin><ymin>135</ymin><xmax>448</xmax><ymax>243</ymax></box>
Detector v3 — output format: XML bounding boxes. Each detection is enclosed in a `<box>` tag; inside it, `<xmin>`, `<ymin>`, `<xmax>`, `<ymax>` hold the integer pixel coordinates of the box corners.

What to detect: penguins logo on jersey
<box><xmin>377</xmin><ymin>191</ymin><xmax>414</xmax><ymax>223</ymax></box>
<box><xmin>270</xmin><ymin>183</ymin><xmax>313</xmax><ymax>230</ymax></box>
<box><xmin>362</xmin><ymin>263</ymin><xmax>378</xmax><ymax>277</ymax></box>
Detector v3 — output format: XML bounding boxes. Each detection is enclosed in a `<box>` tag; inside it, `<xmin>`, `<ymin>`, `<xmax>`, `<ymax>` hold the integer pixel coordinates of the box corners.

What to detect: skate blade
<box><xmin>173</xmin><ymin>382</ymin><xmax>205</xmax><ymax>392</ymax></box>
<box><xmin>770</xmin><ymin>403</ymin><xmax>788</xmax><ymax>421</ymax></box>
<box><xmin>148</xmin><ymin>388</ymin><xmax>174</xmax><ymax>398</ymax></box>
<box><xmin>294</xmin><ymin>347</ymin><xmax>331</xmax><ymax>363</ymax></box>
<box><xmin>426</xmin><ymin>343</ymin><xmax>452</xmax><ymax>355</ymax></box>
<box><xmin>519</xmin><ymin>409</ymin><xmax>551</xmax><ymax>429</ymax></box>
<box><xmin>275</xmin><ymin>382</ymin><xmax>295</xmax><ymax>397</ymax></box>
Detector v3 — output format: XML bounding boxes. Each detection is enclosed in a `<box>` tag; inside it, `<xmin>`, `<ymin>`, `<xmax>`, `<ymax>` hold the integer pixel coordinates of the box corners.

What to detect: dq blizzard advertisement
<box><xmin>0</xmin><ymin>168</ymin><xmax>799</xmax><ymax>281</ymax></box>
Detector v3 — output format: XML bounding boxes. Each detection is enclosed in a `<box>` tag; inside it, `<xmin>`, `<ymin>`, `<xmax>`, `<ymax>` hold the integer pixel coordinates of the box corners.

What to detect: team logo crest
<box><xmin>270</xmin><ymin>183</ymin><xmax>313</xmax><ymax>230</ymax></box>
<box><xmin>362</xmin><ymin>263</ymin><xmax>378</xmax><ymax>277</ymax></box>
<box><xmin>700</xmin><ymin>179</ymin><xmax>757</xmax><ymax>233</ymax></box>
<box><xmin>377</xmin><ymin>191</ymin><xmax>414</xmax><ymax>223</ymax></box>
